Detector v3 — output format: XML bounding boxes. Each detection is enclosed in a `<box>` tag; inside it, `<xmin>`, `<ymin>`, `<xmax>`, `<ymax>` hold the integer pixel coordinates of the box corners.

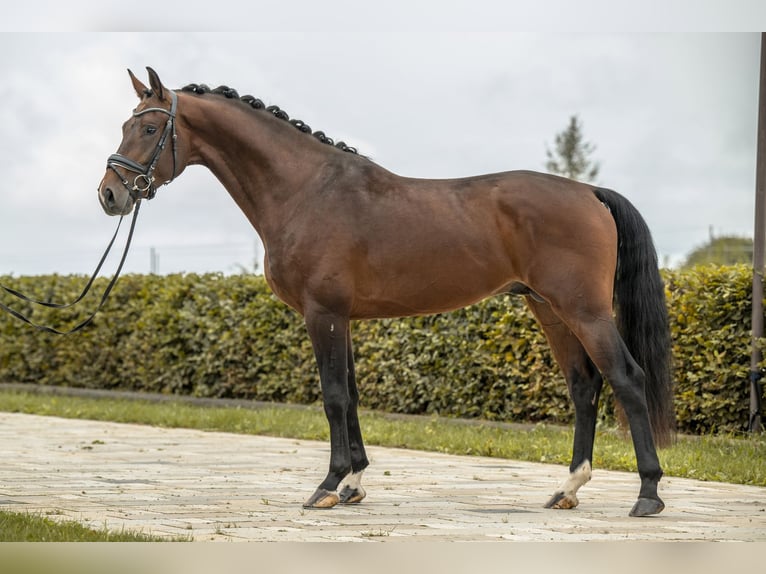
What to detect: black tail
<box><xmin>593</xmin><ymin>188</ymin><xmax>676</xmax><ymax>447</ymax></box>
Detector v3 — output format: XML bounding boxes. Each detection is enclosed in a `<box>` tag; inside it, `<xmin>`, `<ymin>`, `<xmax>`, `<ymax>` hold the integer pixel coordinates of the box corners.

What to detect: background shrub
<box><xmin>0</xmin><ymin>265</ymin><xmax>763</xmax><ymax>434</ymax></box>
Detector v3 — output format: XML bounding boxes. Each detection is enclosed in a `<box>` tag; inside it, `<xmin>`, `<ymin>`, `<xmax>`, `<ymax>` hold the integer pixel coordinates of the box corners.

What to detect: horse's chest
<box><xmin>263</xmin><ymin>251</ymin><xmax>305</xmax><ymax>315</ymax></box>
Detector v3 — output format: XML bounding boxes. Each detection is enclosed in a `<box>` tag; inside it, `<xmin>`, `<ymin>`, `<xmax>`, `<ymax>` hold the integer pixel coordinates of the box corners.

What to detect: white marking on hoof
<box><xmin>545</xmin><ymin>460</ymin><xmax>592</xmax><ymax>510</ymax></box>
<box><xmin>338</xmin><ymin>470</ymin><xmax>366</xmax><ymax>504</ymax></box>
<box><xmin>560</xmin><ymin>460</ymin><xmax>592</xmax><ymax>494</ymax></box>
<box><xmin>340</xmin><ymin>470</ymin><xmax>364</xmax><ymax>491</ymax></box>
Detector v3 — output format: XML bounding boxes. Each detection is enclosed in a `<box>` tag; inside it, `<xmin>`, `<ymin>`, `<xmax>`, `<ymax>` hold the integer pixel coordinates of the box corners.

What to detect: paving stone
<box><xmin>0</xmin><ymin>412</ymin><xmax>764</xmax><ymax>541</ymax></box>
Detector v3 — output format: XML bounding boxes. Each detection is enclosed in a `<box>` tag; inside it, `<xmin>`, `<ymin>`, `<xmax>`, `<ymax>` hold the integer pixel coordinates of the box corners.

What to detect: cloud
<box><xmin>0</xmin><ymin>31</ymin><xmax>761</xmax><ymax>276</ymax></box>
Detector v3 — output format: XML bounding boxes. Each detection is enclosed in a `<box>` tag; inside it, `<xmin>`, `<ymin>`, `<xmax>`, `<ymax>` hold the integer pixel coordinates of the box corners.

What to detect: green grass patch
<box><xmin>0</xmin><ymin>509</ymin><xmax>187</xmax><ymax>542</ymax></box>
<box><xmin>1</xmin><ymin>389</ymin><xmax>764</xmax><ymax>487</ymax></box>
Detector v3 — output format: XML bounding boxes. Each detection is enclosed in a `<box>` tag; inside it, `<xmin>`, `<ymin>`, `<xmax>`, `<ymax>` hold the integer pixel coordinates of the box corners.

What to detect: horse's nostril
<box><xmin>104</xmin><ymin>187</ymin><xmax>115</xmax><ymax>207</ymax></box>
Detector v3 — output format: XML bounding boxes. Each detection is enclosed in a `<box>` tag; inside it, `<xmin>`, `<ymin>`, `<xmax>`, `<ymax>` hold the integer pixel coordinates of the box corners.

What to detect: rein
<box><xmin>0</xmin><ymin>200</ymin><xmax>142</xmax><ymax>335</ymax></box>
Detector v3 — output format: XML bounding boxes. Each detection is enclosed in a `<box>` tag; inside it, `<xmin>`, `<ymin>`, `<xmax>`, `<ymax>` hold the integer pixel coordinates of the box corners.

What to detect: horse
<box><xmin>98</xmin><ymin>67</ymin><xmax>675</xmax><ymax>517</ymax></box>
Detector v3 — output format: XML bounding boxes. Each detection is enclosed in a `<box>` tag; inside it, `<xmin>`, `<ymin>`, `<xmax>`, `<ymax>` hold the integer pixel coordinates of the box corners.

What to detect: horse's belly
<box><xmin>349</xmin><ymin>264</ymin><xmax>511</xmax><ymax>320</ymax></box>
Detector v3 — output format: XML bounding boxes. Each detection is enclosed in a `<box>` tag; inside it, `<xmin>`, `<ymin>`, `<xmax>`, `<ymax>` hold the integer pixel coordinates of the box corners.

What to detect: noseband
<box><xmin>106</xmin><ymin>89</ymin><xmax>178</xmax><ymax>201</ymax></box>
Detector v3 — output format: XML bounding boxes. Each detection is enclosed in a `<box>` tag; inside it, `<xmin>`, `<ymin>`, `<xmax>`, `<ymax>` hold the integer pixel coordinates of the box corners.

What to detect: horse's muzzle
<box><xmin>98</xmin><ymin>183</ymin><xmax>134</xmax><ymax>216</ymax></box>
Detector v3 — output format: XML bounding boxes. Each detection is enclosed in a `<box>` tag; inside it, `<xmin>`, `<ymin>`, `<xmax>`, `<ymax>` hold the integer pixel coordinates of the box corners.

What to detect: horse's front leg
<box><xmin>303</xmin><ymin>310</ymin><xmax>352</xmax><ymax>509</ymax></box>
<box><xmin>338</xmin><ymin>328</ymin><xmax>369</xmax><ymax>503</ymax></box>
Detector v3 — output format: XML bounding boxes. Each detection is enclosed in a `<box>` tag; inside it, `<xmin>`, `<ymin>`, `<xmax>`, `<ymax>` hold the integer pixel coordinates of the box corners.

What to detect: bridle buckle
<box><xmin>133</xmin><ymin>174</ymin><xmax>155</xmax><ymax>194</ymax></box>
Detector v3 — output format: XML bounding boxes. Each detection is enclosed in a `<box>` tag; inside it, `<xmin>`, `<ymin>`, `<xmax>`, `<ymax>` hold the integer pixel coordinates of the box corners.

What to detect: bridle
<box><xmin>0</xmin><ymin>90</ymin><xmax>180</xmax><ymax>335</ymax></box>
<box><xmin>106</xmin><ymin>89</ymin><xmax>179</xmax><ymax>201</ymax></box>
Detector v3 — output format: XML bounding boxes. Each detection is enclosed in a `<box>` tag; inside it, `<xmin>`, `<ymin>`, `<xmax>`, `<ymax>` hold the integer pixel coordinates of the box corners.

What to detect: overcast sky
<box><xmin>0</xmin><ymin>5</ymin><xmax>765</xmax><ymax>277</ymax></box>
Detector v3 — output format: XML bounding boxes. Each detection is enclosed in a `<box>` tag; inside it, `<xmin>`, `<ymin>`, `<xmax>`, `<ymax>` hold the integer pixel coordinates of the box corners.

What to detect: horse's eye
<box><xmin>144</xmin><ymin>125</ymin><xmax>158</xmax><ymax>136</ymax></box>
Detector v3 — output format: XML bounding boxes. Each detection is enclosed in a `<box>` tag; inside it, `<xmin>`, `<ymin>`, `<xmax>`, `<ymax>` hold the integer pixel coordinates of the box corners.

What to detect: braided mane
<box><xmin>180</xmin><ymin>83</ymin><xmax>359</xmax><ymax>155</ymax></box>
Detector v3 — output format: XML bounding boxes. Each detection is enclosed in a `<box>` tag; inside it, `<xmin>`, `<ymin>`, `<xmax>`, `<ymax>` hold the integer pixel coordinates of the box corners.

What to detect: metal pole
<box><xmin>150</xmin><ymin>247</ymin><xmax>159</xmax><ymax>275</ymax></box>
<box><xmin>749</xmin><ymin>32</ymin><xmax>766</xmax><ymax>433</ymax></box>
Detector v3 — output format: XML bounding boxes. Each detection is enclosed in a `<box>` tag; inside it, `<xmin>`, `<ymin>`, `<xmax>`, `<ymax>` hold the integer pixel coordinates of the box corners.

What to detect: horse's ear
<box><xmin>128</xmin><ymin>69</ymin><xmax>149</xmax><ymax>100</ymax></box>
<box><xmin>146</xmin><ymin>67</ymin><xmax>166</xmax><ymax>102</ymax></box>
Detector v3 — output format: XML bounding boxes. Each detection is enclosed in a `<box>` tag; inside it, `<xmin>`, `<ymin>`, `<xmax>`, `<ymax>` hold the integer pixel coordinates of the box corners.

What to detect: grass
<box><xmin>0</xmin><ymin>388</ymin><xmax>764</xmax><ymax>486</ymax></box>
<box><xmin>0</xmin><ymin>509</ymin><xmax>188</xmax><ymax>542</ymax></box>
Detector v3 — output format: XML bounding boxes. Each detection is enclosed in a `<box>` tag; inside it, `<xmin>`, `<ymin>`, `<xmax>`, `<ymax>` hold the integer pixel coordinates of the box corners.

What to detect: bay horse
<box><xmin>98</xmin><ymin>68</ymin><xmax>675</xmax><ymax>517</ymax></box>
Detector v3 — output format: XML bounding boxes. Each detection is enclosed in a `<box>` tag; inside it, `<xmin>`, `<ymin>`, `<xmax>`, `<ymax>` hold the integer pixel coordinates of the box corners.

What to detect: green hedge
<box><xmin>0</xmin><ymin>266</ymin><xmax>763</xmax><ymax>434</ymax></box>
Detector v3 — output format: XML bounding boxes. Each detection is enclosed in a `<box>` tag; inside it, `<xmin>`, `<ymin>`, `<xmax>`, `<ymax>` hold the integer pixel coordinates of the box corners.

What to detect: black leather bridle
<box><xmin>106</xmin><ymin>89</ymin><xmax>179</xmax><ymax>201</ymax></box>
<box><xmin>0</xmin><ymin>91</ymin><xmax>180</xmax><ymax>334</ymax></box>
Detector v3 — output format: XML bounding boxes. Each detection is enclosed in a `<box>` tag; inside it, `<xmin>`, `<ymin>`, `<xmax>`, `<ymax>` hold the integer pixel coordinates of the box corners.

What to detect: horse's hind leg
<box><xmin>564</xmin><ymin>311</ymin><xmax>665</xmax><ymax>517</ymax></box>
<box><xmin>526</xmin><ymin>299</ymin><xmax>603</xmax><ymax>510</ymax></box>
<box><xmin>338</xmin><ymin>329</ymin><xmax>370</xmax><ymax>504</ymax></box>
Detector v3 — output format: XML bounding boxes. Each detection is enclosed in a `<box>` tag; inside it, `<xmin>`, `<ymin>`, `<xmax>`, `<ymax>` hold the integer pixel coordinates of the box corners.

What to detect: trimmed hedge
<box><xmin>0</xmin><ymin>266</ymin><xmax>763</xmax><ymax>434</ymax></box>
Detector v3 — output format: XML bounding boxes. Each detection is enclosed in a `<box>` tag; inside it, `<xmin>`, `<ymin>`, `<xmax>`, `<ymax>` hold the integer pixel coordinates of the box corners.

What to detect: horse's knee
<box><xmin>322</xmin><ymin>389</ymin><xmax>350</xmax><ymax>416</ymax></box>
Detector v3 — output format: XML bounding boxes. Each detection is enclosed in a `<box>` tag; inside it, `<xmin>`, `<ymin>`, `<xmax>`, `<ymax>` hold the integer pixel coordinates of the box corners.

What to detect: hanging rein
<box><xmin>0</xmin><ymin>90</ymin><xmax>178</xmax><ymax>335</ymax></box>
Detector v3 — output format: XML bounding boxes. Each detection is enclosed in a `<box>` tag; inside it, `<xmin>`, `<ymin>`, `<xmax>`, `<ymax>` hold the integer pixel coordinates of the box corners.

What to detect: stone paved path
<box><xmin>0</xmin><ymin>412</ymin><xmax>764</xmax><ymax>541</ymax></box>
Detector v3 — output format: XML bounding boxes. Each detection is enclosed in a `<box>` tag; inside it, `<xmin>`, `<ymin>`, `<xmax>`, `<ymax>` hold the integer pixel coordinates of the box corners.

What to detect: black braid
<box><xmin>212</xmin><ymin>85</ymin><xmax>239</xmax><ymax>99</ymax></box>
<box><xmin>180</xmin><ymin>83</ymin><xmax>359</xmax><ymax>155</ymax></box>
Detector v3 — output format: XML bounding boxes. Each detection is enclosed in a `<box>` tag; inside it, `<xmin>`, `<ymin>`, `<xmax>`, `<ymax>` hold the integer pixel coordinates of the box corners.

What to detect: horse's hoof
<box><xmin>629</xmin><ymin>497</ymin><xmax>665</xmax><ymax>517</ymax></box>
<box><xmin>544</xmin><ymin>491</ymin><xmax>579</xmax><ymax>510</ymax></box>
<box><xmin>339</xmin><ymin>484</ymin><xmax>366</xmax><ymax>504</ymax></box>
<box><xmin>303</xmin><ymin>488</ymin><xmax>340</xmax><ymax>509</ymax></box>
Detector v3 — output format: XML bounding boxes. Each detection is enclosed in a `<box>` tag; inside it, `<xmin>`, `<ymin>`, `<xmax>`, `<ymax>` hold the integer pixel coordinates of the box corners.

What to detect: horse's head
<box><xmin>98</xmin><ymin>67</ymin><xmax>185</xmax><ymax>216</ymax></box>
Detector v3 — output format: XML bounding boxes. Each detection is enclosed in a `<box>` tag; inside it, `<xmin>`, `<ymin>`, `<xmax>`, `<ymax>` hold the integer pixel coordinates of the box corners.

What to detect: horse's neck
<box><xmin>181</xmin><ymin>94</ymin><xmax>328</xmax><ymax>241</ymax></box>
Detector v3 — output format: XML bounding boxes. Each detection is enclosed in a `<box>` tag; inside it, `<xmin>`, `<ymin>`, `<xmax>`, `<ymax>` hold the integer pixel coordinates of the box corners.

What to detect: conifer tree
<box><xmin>545</xmin><ymin>115</ymin><xmax>600</xmax><ymax>182</ymax></box>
